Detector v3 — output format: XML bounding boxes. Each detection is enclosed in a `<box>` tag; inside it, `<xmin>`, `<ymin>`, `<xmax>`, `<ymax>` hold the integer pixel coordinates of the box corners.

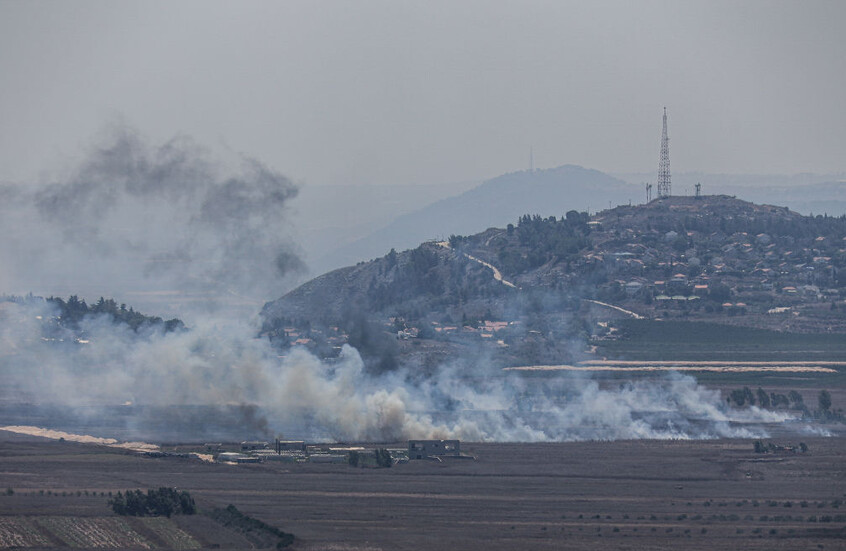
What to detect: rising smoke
<box><xmin>0</xmin><ymin>298</ymin><xmax>792</xmax><ymax>442</ymax></box>
<box><xmin>0</xmin><ymin>125</ymin><xmax>303</xmax><ymax>316</ymax></box>
<box><xmin>0</xmin><ymin>128</ymin><xmax>797</xmax><ymax>443</ymax></box>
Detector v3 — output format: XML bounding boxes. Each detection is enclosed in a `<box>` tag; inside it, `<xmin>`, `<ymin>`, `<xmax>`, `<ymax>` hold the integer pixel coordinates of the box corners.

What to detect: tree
<box><xmin>744</xmin><ymin>387</ymin><xmax>756</xmax><ymax>406</ymax></box>
<box><xmin>348</xmin><ymin>451</ymin><xmax>360</xmax><ymax>467</ymax></box>
<box><xmin>109</xmin><ymin>488</ymin><xmax>196</xmax><ymax>517</ymax></box>
<box><xmin>818</xmin><ymin>390</ymin><xmax>832</xmax><ymax>412</ymax></box>
<box><xmin>386</xmin><ymin>248</ymin><xmax>398</xmax><ymax>269</ymax></box>
<box><xmin>756</xmin><ymin>388</ymin><xmax>771</xmax><ymax>408</ymax></box>
<box><xmin>708</xmin><ymin>284</ymin><xmax>732</xmax><ymax>302</ymax></box>
<box><xmin>374</xmin><ymin>448</ymin><xmax>392</xmax><ymax>468</ymax></box>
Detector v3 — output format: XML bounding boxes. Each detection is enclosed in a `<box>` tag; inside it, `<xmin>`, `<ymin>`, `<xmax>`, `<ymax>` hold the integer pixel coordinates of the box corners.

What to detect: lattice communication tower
<box><xmin>657</xmin><ymin>107</ymin><xmax>671</xmax><ymax>198</ymax></box>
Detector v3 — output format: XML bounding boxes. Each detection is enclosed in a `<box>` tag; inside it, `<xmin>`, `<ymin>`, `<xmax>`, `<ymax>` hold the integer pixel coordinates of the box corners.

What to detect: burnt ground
<box><xmin>1</xmin><ymin>430</ymin><xmax>845</xmax><ymax>550</ymax></box>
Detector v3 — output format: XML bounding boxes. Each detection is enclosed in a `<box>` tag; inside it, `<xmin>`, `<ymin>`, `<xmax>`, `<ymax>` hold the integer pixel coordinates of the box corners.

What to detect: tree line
<box><xmin>728</xmin><ymin>388</ymin><xmax>842</xmax><ymax>421</ymax></box>
<box><xmin>108</xmin><ymin>487</ymin><xmax>196</xmax><ymax>517</ymax></box>
<box><xmin>47</xmin><ymin>295</ymin><xmax>184</xmax><ymax>332</ymax></box>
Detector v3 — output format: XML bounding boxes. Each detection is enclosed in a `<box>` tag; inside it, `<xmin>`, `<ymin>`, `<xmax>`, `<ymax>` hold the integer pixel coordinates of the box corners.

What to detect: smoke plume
<box><xmin>0</xmin><ymin>127</ymin><xmax>809</xmax><ymax>443</ymax></box>
<box><xmin>0</xmin><ymin>125</ymin><xmax>303</xmax><ymax>316</ymax></box>
<box><xmin>0</xmin><ymin>298</ymin><xmax>794</xmax><ymax>442</ymax></box>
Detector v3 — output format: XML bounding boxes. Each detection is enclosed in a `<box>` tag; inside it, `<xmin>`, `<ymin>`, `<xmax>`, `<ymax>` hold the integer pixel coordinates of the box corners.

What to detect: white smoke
<box><xmin>0</xmin><ymin>299</ymin><xmax>794</xmax><ymax>442</ymax></box>
<box><xmin>0</xmin><ymin>127</ymin><xmax>808</xmax><ymax>443</ymax></box>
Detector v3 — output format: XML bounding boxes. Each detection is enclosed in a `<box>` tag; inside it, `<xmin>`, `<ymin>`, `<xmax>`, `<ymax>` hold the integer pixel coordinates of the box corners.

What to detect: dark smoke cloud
<box><xmin>1</xmin><ymin>125</ymin><xmax>303</xmax><ymax>315</ymax></box>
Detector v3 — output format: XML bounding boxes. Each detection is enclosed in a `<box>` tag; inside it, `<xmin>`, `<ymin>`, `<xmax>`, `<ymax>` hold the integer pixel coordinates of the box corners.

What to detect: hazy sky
<box><xmin>2</xmin><ymin>0</ymin><xmax>845</xmax><ymax>188</ymax></box>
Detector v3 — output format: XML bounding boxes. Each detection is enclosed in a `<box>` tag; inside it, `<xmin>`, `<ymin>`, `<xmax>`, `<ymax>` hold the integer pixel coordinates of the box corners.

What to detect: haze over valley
<box><xmin>2</xmin><ymin>3</ymin><xmax>846</xmax><ymax>549</ymax></box>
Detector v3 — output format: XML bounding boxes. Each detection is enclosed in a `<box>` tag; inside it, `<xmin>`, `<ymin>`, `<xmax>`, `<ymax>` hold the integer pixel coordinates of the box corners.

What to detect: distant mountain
<box><xmin>310</xmin><ymin>165</ymin><xmax>639</xmax><ymax>274</ymax></box>
<box><xmin>292</xmin><ymin>180</ymin><xmax>479</xmax><ymax>270</ymax></box>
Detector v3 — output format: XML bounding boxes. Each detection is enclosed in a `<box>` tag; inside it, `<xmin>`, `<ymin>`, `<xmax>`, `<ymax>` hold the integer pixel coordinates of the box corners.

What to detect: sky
<box><xmin>1</xmin><ymin>0</ymin><xmax>845</xmax><ymax>190</ymax></box>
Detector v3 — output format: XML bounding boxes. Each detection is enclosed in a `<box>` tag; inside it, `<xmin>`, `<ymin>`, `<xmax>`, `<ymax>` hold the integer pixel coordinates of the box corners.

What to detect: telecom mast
<box><xmin>657</xmin><ymin>107</ymin><xmax>671</xmax><ymax>198</ymax></box>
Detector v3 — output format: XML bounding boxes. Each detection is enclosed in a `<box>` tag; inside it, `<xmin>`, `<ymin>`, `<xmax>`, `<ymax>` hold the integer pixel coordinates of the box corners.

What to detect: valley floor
<box><xmin>1</xmin><ymin>430</ymin><xmax>845</xmax><ymax>550</ymax></box>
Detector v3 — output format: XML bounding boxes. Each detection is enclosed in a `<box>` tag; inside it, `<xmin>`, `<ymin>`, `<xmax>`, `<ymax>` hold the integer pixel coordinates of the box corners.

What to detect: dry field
<box><xmin>1</xmin><ymin>429</ymin><xmax>845</xmax><ymax>550</ymax></box>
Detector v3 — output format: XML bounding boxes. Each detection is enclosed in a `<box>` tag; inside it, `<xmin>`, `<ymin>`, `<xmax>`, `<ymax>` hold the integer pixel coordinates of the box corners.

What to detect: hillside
<box><xmin>614</xmin><ymin>172</ymin><xmax>846</xmax><ymax>217</ymax></box>
<box><xmin>310</xmin><ymin>164</ymin><xmax>638</xmax><ymax>274</ymax></box>
<box><xmin>262</xmin><ymin>196</ymin><xmax>846</xmax><ymax>372</ymax></box>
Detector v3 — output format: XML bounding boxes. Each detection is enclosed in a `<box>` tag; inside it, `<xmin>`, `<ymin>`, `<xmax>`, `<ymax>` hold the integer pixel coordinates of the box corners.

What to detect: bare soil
<box><xmin>1</xmin><ymin>430</ymin><xmax>845</xmax><ymax>550</ymax></box>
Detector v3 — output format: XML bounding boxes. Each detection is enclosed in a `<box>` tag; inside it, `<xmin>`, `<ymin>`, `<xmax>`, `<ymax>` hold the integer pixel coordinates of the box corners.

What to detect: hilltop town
<box><xmin>262</xmin><ymin>196</ymin><xmax>846</xmax><ymax>371</ymax></box>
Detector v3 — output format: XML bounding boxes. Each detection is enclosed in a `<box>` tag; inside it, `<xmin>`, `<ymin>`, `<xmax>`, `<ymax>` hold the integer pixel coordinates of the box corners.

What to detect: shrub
<box><xmin>374</xmin><ymin>448</ymin><xmax>393</xmax><ymax>468</ymax></box>
<box><xmin>347</xmin><ymin>451</ymin><xmax>360</xmax><ymax>467</ymax></box>
<box><xmin>109</xmin><ymin>488</ymin><xmax>196</xmax><ymax>517</ymax></box>
<box><xmin>210</xmin><ymin>504</ymin><xmax>294</xmax><ymax>549</ymax></box>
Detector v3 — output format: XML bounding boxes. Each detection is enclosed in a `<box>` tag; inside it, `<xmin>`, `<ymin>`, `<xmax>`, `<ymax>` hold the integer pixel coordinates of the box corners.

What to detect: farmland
<box><xmin>1</xmin><ymin>429</ymin><xmax>845</xmax><ymax>550</ymax></box>
<box><xmin>0</xmin><ymin>515</ymin><xmax>201</xmax><ymax>549</ymax></box>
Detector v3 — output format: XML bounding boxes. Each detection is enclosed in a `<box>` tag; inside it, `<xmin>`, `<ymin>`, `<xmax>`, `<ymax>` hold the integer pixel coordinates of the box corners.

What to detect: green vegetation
<box><xmin>264</xmin><ymin>196</ymin><xmax>846</xmax><ymax>373</ymax></box>
<box><xmin>108</xmin><ymin>488</ymin><xmax>196</xmax><ymax>517</ymax></box>
<box><xmin>48</xmin><ymin>295</ymin><xmax>184</xmax><ymax>332</ymax></box>
<box><xmin>1</xmin><ymin>293</ymin><xmax>183</xmax><ymax>333</ymax></box>
<box><xmin>730</xmin><ymin>387</ymin><xmax>843</xmax><ymax>421</ymax></box>
<box><xmin>596</xmin><ymin>319</ymin><xmax>846</xmax><ymax>362</ymax></box>
<box><xmin>208</xmin><ymin>505</ymin><xmax>294</xmax><ymax>549</ymax></box>
<box><xmin>496</xmin><ymin>212</ymin><xmax>590</xmax><ymax>275</ymax></box>
<box><xmin>348</xmin><ymin>450</ymin><xmax>360</xmax><ymax>467</ymax></box>
<box><xmin>374</xmin><ymin>448</ymin><xmax>393</xmax><ymax>468</ymax></box>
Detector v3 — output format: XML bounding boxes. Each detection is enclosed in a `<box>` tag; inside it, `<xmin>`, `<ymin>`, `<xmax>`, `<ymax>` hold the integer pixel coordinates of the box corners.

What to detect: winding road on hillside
<box><xmin>436</xmin><ymin>241</ymin><xmax>518</xmax><ymax>289</ymax></box>
<box><xmin>435</xmin><ymin>243</ymin><xmax>647</xmax><ymax>317</ymax></box>
<box><xmin>583</xmin><ymin>299</ymin><xmax>644</xmax><ymax>319</ymax></box>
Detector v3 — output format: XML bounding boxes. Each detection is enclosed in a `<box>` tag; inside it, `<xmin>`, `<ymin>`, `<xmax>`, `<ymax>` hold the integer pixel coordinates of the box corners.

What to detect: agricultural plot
<box><xmin>0</xmin><ymin>516</ymin><xmax>201</xmax><ymax>550</ymax></box>
<box><xmin>3</xmin><ymin>429</ymin><xmax>846</xmax><ymax>550</ymax></box>
<box><xmin>0</xmin><ymin>517</ymin><xmax>51</xmax><ymax>548</ymax></box>
<box><xmin>139</xmin><ymin>517</ymin><xmax>200</xmax><ymax>549</ymax></box>
<box><xmin>34</xmin><ymin>517</ymin><xmax>153</xmax><ymax>548</ymax></box>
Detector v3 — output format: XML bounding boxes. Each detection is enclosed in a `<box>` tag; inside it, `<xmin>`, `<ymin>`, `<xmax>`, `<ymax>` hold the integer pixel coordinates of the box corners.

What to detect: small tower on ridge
<box><xmin>657</xmin><ymin>107</ymin><xmax>671</xmax><ymax>198</ymax></box>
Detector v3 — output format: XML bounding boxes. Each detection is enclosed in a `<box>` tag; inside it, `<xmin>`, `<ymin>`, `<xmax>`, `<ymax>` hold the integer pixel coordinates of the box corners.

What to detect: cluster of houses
<box><xmin>276</xmin><ymin>325</ymin><xmax>350</xmax><ymax>355</ymax></box>
<box><xmin>593</xmin><ymin>227</ymin><xmax>845</xmax><ymax>317</ymax></box>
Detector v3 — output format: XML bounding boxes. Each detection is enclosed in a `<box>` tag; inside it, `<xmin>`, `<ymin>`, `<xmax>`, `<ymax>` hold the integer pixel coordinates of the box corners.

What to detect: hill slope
<box><xmin>263</xmin><ymin>195</ymin><xmax>846</xmax><ymax>372</ymax></box>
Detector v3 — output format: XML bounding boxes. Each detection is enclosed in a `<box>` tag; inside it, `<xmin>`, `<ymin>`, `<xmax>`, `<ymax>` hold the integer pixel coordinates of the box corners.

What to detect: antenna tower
<box><xmin>695</xmin><ymin>182</ymin><xmax>701</xmax><ymax>199</ymax></box>
<box><xmin>645</xmin><ymin>183</ymin><xmax>653</xmax><ymax>202</ymax></box>
<box><xmin>657</xmin><ymin>107</ymin><xmax>671</xmax><ymax>198</ymax></box>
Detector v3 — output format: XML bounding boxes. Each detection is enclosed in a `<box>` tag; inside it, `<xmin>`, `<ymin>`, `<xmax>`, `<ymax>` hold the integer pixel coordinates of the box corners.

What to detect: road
<box><xmin>437</xmin><ymin>241</ymin><xmax>518</xmax><ymax>289</ymax></box>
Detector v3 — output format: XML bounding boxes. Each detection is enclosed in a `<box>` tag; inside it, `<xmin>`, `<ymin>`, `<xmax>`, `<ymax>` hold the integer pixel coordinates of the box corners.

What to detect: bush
<box><xmin>348</xmin><ymin>451</ymin><xmax>360</xmax><ymax>467</ymax></box>
<box><xmin>374</xmin><ymin>448</ymin><xmax>393</xmax><ymax>468</ymax></box>
<box><xmin>210</xmin><ymin>504</ymin><xmax>294</xmax><ymax>549</ymax></box>
<box><xmin>109</xmin><ymin>488</ymin><xmax>196</xmax><ymax>517</ymax></box>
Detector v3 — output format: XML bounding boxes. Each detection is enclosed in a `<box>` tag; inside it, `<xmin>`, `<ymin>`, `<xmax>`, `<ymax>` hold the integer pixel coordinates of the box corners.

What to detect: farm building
<box><xmin>240</xmin><ymin>441</ymin><xmax>269</xmax><ymax>451</ymax></box>
<box><xmin>217</xmin><ymin>452</ymin><xmax>261</xmax><ymax>464</ymax></box>
<box><xmin>275</xmin><ymin>439</ymin><xmax>306</xmax><ymax>453</ymax></box>
<box><xmin>408</xmin><ymin>440</ymin><xmax>460</xmax><ymax>459</ymax></box>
